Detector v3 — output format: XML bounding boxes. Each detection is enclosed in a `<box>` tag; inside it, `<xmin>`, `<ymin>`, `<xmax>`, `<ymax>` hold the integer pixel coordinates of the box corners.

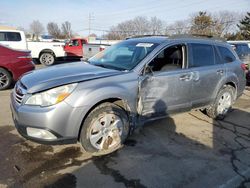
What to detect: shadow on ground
<box><xmin>0</xmin><ymin>90</ymin><xmax>249</xmax><ymax>188</ymax></box>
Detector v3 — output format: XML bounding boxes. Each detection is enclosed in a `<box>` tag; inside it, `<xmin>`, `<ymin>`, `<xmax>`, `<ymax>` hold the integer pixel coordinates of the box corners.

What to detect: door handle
<box><xmin>179</xmin><ymin>74</ymin><xmax>192</xmax><ymax>81</ymax></box>
<box><xmin>217</xmin><ymin>70</ymin><xmax>224</xmax><ymax>75</ymax></box>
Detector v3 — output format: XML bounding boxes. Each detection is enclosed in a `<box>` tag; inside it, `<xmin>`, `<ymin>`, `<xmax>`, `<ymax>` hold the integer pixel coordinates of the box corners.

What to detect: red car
<box><xmin>0</xmin><ymin>44</ymin><xmax>35</xmax><ymax>90</ymax></box>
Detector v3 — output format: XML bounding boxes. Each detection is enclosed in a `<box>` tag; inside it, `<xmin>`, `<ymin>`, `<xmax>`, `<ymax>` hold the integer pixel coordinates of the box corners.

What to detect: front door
<box><xmin>138</xmin><ymin>44</ymin><xmax>192</xmax><ymax>118</ymax></box>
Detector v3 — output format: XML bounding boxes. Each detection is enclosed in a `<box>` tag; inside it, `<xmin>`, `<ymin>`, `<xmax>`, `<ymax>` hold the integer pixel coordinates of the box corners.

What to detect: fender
<box><xmin>212</xmin><ymin>72</ymin><xmax>238</xmax><ymax>100</ymax></box>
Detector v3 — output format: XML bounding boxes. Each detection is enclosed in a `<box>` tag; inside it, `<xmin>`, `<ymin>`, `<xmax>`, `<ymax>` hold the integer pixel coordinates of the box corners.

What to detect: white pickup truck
<box><xmin>0</xmin><ymin>29</ymin><xmax>65</xmax><ymax>65</ymax></box>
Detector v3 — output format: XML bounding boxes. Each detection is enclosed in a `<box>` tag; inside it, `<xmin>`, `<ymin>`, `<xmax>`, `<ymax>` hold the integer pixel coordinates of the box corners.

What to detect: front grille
<box><xmin>14</xmin><ymin>90</ymin><xmax>24</xmax><ymax>104</ymax></box>
<box><xmin>14</xmin><ymin>82</ymin><xmax>27</xmax><ymax>105</ymax></box>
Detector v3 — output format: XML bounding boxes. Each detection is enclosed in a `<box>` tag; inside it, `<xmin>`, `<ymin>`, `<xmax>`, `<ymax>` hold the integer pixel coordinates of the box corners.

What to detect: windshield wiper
<box><xmin>93</xmin><ymin>63</ymin><xmax>126</xmax><ymax>71</ymax></box>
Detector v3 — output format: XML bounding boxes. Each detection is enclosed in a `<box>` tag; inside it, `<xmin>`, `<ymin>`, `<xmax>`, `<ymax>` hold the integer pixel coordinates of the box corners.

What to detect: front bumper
<box><xmin>10</xmin><ymin>93</ymin><xmax>85</xmax><ymax>145</ymax></box>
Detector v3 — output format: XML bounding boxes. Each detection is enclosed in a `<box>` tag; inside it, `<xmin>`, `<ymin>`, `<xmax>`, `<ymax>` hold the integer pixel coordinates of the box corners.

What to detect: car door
<box><xmin>138</xmin><ymin>44</ymin><xmax>192</xmax><ymax>118</ymax></box>
<box><xmin>65</xmin><ymin>39</ymin><xmax>82</xmax><ymax>57</ymax></box>
<box><xmin>187</xmin><ymin>43</ymin><xmax>226</xmax><ymax>108</ymax></box>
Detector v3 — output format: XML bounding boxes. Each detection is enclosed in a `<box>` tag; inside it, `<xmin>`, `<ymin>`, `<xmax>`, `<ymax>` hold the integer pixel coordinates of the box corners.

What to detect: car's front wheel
<box><xmin>206</xmin><ymin>85</ymin><xmax>235</xmax><ymax>120</ymax></box>
<box><xmin>80</xmin><ymin>102</ymin><xmax>130</xmax><ymax>156</ymax></box>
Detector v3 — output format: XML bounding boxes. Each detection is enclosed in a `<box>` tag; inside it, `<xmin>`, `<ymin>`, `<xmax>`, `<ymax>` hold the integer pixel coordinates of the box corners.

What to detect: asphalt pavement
<box><xmin>0</xmin><ymin>63</ymin><xmax>249</xmax><ymax>188</ymax></box>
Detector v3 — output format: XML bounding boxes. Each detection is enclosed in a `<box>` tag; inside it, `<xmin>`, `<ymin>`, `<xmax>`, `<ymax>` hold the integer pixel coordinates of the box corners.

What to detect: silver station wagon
<box><xmin>11</xmin><ymin>36</ymin><xmax>246</xmax><ymax>156</ymax></box>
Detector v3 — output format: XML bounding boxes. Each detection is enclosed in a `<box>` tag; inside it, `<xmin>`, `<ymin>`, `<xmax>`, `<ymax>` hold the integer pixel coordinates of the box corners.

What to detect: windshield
<box><xmin>88</xmin><ymin>40</ymin><xmax>159</xmax><ymax>71</ymax></box>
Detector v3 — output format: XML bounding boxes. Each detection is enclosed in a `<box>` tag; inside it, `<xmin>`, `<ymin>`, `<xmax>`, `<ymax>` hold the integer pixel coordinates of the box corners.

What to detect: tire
<box><xmin>80</xmin><ymin>102</ymin><xmax>130</xmax><ymax>156</ymax></box>
<box><xmin>39</xmin><ymin>52</ymin><xmax>55</xmax><ymax>66</ymax></box>
<box><xmin>0</xmin><ymin>68</ymin><xmax>12</xmax><ymax>90</ymax></box>
<box><xmin>206</xmin><ymin>85</ymin><xmax>235</xmax><ymax>120</ymax></box>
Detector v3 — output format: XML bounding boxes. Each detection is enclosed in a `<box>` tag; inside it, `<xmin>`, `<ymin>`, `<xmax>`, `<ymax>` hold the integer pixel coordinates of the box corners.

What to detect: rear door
<box><xmin>188</xmin><ymin>43</ymin><xmax>226</xmax><ymax>108</ymax></box>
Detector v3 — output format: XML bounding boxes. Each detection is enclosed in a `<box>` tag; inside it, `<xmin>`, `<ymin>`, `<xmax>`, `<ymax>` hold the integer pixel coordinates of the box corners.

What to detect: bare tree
<box><xmin>150</xmin><ymin>16</ymin><xmax>164</xmax><ymax>35</ymax></box>
<box><xmin>47</xmin><ymin>22</ymin><xmax>61</xmax><ymax>38</ymax></box>
<box><xmin>105</xmin><ymin>16</ymin><xmax>164</xmax><ymax>39</ymax></box>
<box><xmin>165</xmin><ymin>20</ymin><xmax>191</xmax><ymax>35</ymax></box>
<box><xmin>30</xmin><ymin>20</ymin><xmax>44</xmax><ymax>41</ymax></box>
<box><xmin>211</xmin><ymin>11</ymin><xmax>240</xmax><ymax>37</ymax></box>
<box><xmin>61</xmin><ymin>21</ymin><xmax>72</xmax><ymax>39</ymax></box>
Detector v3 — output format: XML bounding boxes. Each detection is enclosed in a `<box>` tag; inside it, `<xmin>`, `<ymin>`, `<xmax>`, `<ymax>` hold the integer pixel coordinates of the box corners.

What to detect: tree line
<box><xmin>104</xmin><ymin>11</ymin><xmax>250</xmax><ymax>40</ymax></box>
<box><xmin>27</xmin><ymin>21</ymin><xmax>73</xmax><ymax>41</ymax></box>
<box><xmin>22</xmin><ymin>11</ymin><xmax>250</xmax><ymax>41</ymax></box>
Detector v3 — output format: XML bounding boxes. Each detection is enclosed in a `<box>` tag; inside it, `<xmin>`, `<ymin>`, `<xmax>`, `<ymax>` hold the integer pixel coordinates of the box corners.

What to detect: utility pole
<box><xmin>88</xmin><ymin>13</ymin><xmax>94</xmax><ymax>37</ymax></box>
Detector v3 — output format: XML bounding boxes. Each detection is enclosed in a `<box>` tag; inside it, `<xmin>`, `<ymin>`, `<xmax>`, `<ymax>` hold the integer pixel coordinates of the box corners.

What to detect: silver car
<box><xmin>11</xmin><ymin>36</ymin><xmax>246</xmax><ymax>156</ymax></box>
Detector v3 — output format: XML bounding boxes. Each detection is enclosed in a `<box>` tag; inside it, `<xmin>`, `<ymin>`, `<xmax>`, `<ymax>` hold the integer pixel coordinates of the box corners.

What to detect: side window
<box><xmin>148</xmin><ymin>45</ymin><xmax>184</xmax><ymax>72</ymax></box>
<box><xmin>218</xmin><ymin>46</ymin><xmax>236</xmax><ymax>63</ymax></box>
<box><xmin>241</xmin><ymin>44</ymin><xmax>250</xmax><ymax>54</ymax></box>
<box><xmin>0</xmin><ymin>32</ymin><xmax>21</xmax><ymax>41</ymax></box>
<box><xmin>0</xmin><ymin>32</ymin><xmax>5</xmax><ymax>41</ymax></box>
<box><xmin>7</xmin><ymin>32</ymin><xmax>21</xmax><ymax>41</ymax></box>
<box><xmin>189</xmin><ymin>43</ymin><xmax>215</xmax><ymax>67</ymax></box>
<box><xmin>69</xmin><ymin>40</ymin><xmax>79</xmax><ymax>46</ymax></box>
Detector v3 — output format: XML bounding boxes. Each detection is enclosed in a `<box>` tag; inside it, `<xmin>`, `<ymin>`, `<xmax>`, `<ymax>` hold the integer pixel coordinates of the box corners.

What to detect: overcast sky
<box><xmin>0</xmin><ymin>0</ymin><xmax>249</xmax><ymax>36</ymax></box>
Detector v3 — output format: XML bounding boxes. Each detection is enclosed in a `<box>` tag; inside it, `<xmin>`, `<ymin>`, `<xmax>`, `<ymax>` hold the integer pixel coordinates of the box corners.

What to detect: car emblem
<box><xmin>16</xmin><ymin>87</ymin><xmax>23</xmax><ymax>95</ymax></box>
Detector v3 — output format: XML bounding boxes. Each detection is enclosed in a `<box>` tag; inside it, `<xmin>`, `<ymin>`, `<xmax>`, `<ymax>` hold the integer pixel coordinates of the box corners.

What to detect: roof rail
<box><xmin>169</xmin><ymin>34</ymin><xmax>226</xmax><ymax>42</ymax></box>
<box><xmin>126</xmin><ymin>35</ymin><xmax>168</xmax><ymax>40</ymax></box>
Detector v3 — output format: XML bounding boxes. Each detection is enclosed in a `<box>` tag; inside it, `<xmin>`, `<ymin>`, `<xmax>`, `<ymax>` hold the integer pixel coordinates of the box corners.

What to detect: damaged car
<box><xmin>11</xmin><ymin>36</ymin><xmax>246</xmax><ymax>156</ymax></box>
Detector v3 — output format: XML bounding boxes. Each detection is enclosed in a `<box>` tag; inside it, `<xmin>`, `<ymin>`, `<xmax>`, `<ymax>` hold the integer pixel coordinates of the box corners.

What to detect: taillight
<box><xmin>99</xmin><ymin>46</ymin><xmax>105</xmax><ymax>51</ymax></box>
<box><xmin>241</xmin><ymin>63</ymin><xmax>247</xmax><ymax>71</ymax></box>
<box><xmin>18</xmin><ymin>54</ymin><xmax>32</xmax><ymax>61</ymax></box>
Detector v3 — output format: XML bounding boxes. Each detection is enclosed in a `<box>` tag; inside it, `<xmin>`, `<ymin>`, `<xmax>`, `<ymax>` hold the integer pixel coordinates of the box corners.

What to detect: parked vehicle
<box><xmin>11</xmin><ymin>36</ymin><xmax>246</xmax><ymax>156</ymax></box>
<box><xmin>82</xmin><ymin>43</ymin><xmax>110</xmax><ymax>59</ymax></box>
<box><xmin>27</xmin><ymin>41</ymin><xmax>65</xmax><ymax>66</ymax></box>
<box><xmin>228</xmin><ymin>42</ymin><xmax>250</xmax><ymax>68</ymax></box>
<box><xmin>0</xmin><ymin>29</ymin><xmax>27</xmax><ymax>50</ymax></box>
<box><xmin>64</xmin><ymin>38</ymin><xmax>112</xmax><ymax>59</ymax></box>
<box><xmin>64</xmin><ymin>38</ymin><xmax>88</xmax><ymax>58</ymax></box>
<box><xmin>0</xmin><ymin>29</ymin><xmax>66</xmax><ymax>66</ymax></box>
<box><xmin>0</xmin><ymin>44</ymin><xmax>35</xmax><ymax>90</ymax></box>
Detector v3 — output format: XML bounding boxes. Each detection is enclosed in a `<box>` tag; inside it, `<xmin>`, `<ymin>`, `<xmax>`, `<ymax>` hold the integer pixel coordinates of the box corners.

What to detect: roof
<box><xmin>126</xmin><ymin>36</ymin><xmax>168</xmax><ymax>44</ymax></box>
<box><xmin>126</xmin><ymin>35</ymin><xmax>227</xmax><ymax>45</ymax></box>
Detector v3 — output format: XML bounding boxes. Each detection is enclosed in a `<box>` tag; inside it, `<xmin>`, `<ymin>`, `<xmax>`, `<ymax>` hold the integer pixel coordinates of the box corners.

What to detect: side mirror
<box><xmin>144</xmin><ymin>65</ymin><xmax>154</xmax><ymax>75</ymax></box>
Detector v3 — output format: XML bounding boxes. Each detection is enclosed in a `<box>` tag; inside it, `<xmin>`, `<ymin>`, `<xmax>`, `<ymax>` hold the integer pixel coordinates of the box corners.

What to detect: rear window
<box><xmin>189</xmin><ymin>43</ymin><xmax>215</xmax><ymax>67</ymax></box>
<box><xmin>218</xmin><ymin>46</ymin><xmax>236</xmax><ymax>63</ymax></box>
<box><xmin>0</xmin><ymin>32</ymin><xmax>21</xmax><ymax>41</ymax></box>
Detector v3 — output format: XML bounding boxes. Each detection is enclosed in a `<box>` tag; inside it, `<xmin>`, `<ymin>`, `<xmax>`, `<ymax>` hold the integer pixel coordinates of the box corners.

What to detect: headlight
<box><xmin>25</xmin><ymin>83</ymin><xmax>77</xmax><ymax>107</ymax></box>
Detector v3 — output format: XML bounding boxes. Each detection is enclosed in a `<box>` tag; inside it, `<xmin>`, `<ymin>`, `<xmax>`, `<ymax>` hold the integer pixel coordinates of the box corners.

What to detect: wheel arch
<box><xmin>39</xmin><ymin>49</ymin><xmax>55</xmax><ymax>58</ymax></box>
<box><xmin>213</xmin><ymin>76</ymin><xmax>238</xmax><ymax>101</ymax></box>
<box><xmin>0</xmin><ymin>66</ymin><xmax>13</xmax><ymax>77</ymax></box>
<box><xmin>77</xmin><ymin>97</ymin><xmax>132</xmax><ymax>141</ymax></box>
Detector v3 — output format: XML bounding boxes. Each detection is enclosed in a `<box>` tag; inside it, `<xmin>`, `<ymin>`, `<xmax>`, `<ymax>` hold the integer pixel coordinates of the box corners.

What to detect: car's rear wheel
<box><xmin>206</xmin><ymin>85</ymin><xmax>235</xmax><ymax>120</ymax></box>
<box><xmin>80</xmin><ymin>102</ymin><xmax>129</xmax><ymax>156</ymax></box>
<box><xmin>39</xmin><ymin>52</ymin><xmax>55</xmax><ymax>66</ymax></box>
<box><xmin>0</xmin><ymin>68</ymin><xmax>12</xmax><ymax>90</ymax></box>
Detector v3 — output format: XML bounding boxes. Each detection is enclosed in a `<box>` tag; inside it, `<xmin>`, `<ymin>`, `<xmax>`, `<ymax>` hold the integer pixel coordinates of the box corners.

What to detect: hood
<box><xmin>20</xmin><ymin>62</ymin><xmax>122</xmax><ymax>93</ymax></box>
